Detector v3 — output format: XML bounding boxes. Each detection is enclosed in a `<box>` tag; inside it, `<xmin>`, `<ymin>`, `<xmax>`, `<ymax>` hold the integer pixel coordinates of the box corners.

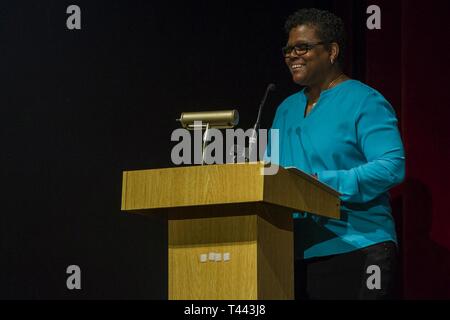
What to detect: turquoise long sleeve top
<box><xmin>266</xmin><ymin>80</ymin><xmax>405</xmax><ymax>259</ymax></box>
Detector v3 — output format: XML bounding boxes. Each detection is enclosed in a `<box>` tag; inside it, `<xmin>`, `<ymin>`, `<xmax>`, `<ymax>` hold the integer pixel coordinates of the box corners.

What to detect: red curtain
<box><xmin>336</xmin><ymin>0</ymin><xmax>450</xmax><ymax>299</ymax></box>
<box><xmin>400</xmin><ymin>0</ymin><xmax>450</xmax><ymax>299</ymax></box>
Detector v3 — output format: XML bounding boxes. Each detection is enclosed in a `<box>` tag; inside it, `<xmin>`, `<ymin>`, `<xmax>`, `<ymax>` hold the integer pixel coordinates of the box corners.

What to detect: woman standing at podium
<box><xmin>266</xmin><ymin>8</ymin><xmax>405</xmax><ymax>299</ymax></box>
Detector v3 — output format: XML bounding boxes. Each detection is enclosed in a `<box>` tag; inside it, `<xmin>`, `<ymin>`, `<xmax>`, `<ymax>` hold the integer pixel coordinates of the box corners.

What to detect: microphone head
<box><xmin>268</xmin><ymin>83</ymin><xmax>276</xmax><ymax>91</ymax></box>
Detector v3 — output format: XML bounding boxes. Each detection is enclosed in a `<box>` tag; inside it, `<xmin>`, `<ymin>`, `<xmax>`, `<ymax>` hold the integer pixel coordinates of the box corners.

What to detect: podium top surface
<box><xmin>121</xmin><ymin>162</ymin><xmax>340</xmax><ymax>219</ymax></box>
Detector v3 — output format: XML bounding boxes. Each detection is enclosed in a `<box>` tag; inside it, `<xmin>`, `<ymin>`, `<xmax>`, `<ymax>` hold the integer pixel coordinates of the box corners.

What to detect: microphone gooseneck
<box><xmin>247</xmin><ymin>83</ymin><xmax>276</xmax><ymax>161</ymax></box>
<box><xmin>253</xmin><ymin>83</ymin><xmax>276</xmax><ymax>131</ymax></box>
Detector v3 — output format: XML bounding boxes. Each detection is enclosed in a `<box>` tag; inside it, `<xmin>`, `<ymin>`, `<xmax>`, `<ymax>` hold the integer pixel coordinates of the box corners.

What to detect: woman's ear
<box><xmin>329</xmin><ymin>42</ymin><xmax>340</xmax><ymax>65</ymax></box>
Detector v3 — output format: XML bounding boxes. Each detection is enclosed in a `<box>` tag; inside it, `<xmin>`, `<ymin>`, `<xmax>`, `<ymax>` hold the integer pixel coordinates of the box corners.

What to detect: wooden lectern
<box><xmin>121</xmin><ymin>162</ymin><xmax>340</xmax><ymax>300</ymax></box>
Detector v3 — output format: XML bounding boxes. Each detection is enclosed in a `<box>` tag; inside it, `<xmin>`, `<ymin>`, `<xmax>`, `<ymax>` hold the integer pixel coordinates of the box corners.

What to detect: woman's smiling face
<box><xmin>284</xmin><ymin>24</ymin><xmax>332</xmax><ymax>86</ymax></box>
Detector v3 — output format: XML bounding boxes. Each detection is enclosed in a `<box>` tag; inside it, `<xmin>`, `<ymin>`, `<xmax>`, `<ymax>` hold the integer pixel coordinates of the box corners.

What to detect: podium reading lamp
<box><xmin>121</xmin><ymin>109</ymin><xmax>340</xmax><ymax>300</ymax></box>
<box><xmin>177</xmin><ymin>110</ymin><xmax>239</xmax><ymax>164</ymax></box>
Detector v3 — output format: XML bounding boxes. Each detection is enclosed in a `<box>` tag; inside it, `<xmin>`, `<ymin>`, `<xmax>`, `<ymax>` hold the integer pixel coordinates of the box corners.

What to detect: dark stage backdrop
<box><xmin>357</xmin><ymin>0</ymin><xmax>450</xmax><ymax>299</ymax></box>
<box><xmin>1</xmin><ymin>0</ymin><xmax>449</xmax><ymax>299</ymax></box>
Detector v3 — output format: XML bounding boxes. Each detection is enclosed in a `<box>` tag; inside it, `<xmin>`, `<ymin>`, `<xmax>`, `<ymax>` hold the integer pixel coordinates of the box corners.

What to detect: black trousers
<box><xmin>295</xmin><ymin>241</ymin><xmax>398</xmax><ymax>300</ymax></box>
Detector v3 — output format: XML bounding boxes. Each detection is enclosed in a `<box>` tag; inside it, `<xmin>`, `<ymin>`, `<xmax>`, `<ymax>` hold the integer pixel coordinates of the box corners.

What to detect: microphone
<box><xmin>253</xmin><ymin>83</ymin><xmax>276</xmax><ymax>132</ymax></box>
<box><xmin>247</xmin><ymin>83</ymin><xmax>276</xmax><ymax>161</ymax></box>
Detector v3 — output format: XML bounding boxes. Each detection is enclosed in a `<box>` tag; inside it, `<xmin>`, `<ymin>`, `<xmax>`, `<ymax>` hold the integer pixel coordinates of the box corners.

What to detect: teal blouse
<box><xmin>266</xmin><ymin>80</ymin><xmax>405</xmax><ymax>259</ymax></box>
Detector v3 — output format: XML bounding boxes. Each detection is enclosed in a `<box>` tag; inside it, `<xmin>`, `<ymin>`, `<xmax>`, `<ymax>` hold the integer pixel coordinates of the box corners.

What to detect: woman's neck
<box><xmin>306</xmin><ymin>68</ymin><xmax>345</xmax><ymax>103</ymax></box>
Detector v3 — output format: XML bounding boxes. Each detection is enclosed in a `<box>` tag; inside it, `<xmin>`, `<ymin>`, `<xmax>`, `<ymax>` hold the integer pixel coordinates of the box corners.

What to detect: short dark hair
<box><xmin>284</xmin><ymin>8</ymin><xmax>346</xmax><ymax>66</ymax></box>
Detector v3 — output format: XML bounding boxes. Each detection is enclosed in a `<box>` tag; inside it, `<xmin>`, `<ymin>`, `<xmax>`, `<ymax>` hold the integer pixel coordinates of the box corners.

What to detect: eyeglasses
<box><xmin>282</xmin><ymin>41</ymin><xmax>326</xmax><ymax>57</ymax></box>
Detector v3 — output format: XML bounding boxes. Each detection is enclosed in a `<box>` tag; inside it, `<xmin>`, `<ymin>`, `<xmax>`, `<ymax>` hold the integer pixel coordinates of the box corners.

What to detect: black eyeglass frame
<box><xmin>282</xmin><ymin>41</ymin><xmax>327</xmax><ymax>57</ymax></box>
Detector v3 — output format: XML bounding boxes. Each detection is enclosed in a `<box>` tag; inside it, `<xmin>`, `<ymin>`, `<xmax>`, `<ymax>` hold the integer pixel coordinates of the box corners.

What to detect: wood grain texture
<box><xmin>122</xmin><ymin>163</ymin><xmax>264</xmax><ymax>211</ymax></box>
<box><xmin>257</xmin><ymin>214</ymin><xmax>294</xmax><ymax>299</ymax></box>
<box><xmin>122</xmin><ymin>162</ymin><xmax>340</xmax><ymax>219</ymax></box>
<box><xmin>168</xmin><ymin>214</ymin><xmax>294</xmax><ymax>300</ymax></box>
<box><xmin>168</xmin><ymin>215</ymin><xmax>258</xmax><ymax>300</ymax></box>
<box><xmin>263</xmin><ymin>166</ymin><xmax>340</xmax><ymax>219</ymax></box>
<box><xmin>121</xmin><ymin>163</ymin><xmax>341</xmax><ymax>300</ymax></box>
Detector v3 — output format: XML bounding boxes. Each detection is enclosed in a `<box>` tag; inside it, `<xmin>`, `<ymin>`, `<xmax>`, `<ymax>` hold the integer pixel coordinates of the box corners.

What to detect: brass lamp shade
<box><xmin>177</xmin><ymin>110</ymin><xmax>239</xmax><ymax>129</ymax></box>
